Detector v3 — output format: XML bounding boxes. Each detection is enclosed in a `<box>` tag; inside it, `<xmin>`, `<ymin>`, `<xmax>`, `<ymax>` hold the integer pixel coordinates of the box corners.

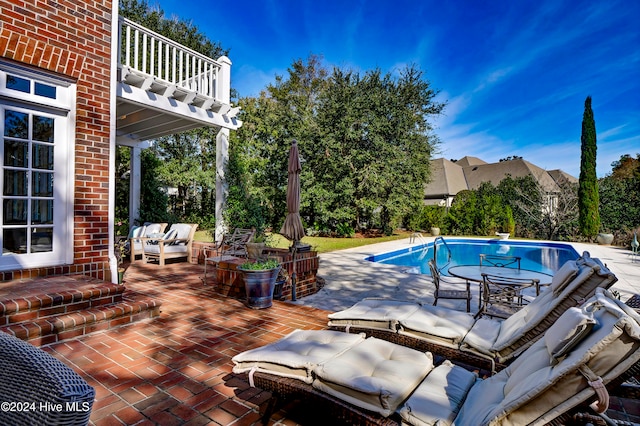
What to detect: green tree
<box><xmin>599</xmin><ymin>154</ymin><xmax>640</xmax><ymax>233</ymax></box>
<box><xmin>234</xmin><ymin>56</ymin><xmax>444</xmax><ymax>236</ymax></box>
<box><xmin>578</xmin><ymin>96</ymin><xmax>600</xmax><ymax>238</ymax></box>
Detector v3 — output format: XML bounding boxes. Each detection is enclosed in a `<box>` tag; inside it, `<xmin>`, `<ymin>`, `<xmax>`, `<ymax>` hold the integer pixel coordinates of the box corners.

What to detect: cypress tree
<box><xmin>578</xmin><ymin>96</ymin><xmax>600</xmax><ymax>238</ymax></box>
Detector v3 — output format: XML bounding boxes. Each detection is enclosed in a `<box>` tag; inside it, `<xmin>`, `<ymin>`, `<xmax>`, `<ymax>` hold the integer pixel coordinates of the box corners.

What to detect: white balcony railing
<box><xmin>118</xmin><ymin>17</ymin><xmax>228</xmax><ymax>105</ymax></box>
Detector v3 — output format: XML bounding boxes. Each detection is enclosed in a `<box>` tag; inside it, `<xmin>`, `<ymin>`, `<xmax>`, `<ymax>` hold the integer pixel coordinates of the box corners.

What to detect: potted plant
<box><xmin>238</xmin><ymin>258</ymin><xmax>281</xmax><ymax>309</ymax></box>
<box><xmin>246</xmin><ymin>233</ymin><xmax>271</xmax><ymax>259</ymax></box>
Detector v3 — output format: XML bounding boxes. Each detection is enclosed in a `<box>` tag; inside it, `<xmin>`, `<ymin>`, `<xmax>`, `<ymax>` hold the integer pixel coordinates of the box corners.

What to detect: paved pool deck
<box><xmin>293</xmin><ymin>237</ymin><xmax>640</xmax><ymax>313</ymax></box>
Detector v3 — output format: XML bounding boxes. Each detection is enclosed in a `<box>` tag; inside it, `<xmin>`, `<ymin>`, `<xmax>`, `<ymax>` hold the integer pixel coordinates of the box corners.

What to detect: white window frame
<box><xmin>0</xmin><ymin>62</ymin><xmax>75</xmax><ymax>270</ymax></box>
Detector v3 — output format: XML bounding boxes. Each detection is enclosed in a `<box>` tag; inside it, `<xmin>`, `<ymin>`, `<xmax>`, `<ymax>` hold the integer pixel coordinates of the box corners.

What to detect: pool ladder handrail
<box><xmin>433</xmin><ymin>236</ymin><xmax>452</xmax><ymax>270</ymax></box>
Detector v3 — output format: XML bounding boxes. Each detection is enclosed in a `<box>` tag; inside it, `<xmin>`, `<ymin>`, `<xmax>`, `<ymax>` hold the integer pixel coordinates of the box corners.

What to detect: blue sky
<box><xmin>156</xmin><ymin>0</ymin><xmax>639</xmax><ymax>178</ymax></box>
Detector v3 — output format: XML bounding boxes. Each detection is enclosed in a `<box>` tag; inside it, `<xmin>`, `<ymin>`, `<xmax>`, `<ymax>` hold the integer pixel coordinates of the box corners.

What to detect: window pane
<box><xmin>34</xmin><ymin>82</ymin><xmax>56</xmax><ymax>99</ymax></box>
<box><xmin>6</xmin><ymin>74</ymin><xmax>29</xmax><ymax>93</ymax></box>
<box><xmin>31</xmin><ymin>228</ymin><xmax>53</xmax><ymax>253</ymax></box>
<box><xmin>3</xmin><ymin>200</ymin><xmax>27</xmax><ymax>225</ymax></box>
<box><xmin>3</xmin><ymin>170</ymin><xmax>27</xmax><ymax>196</ymax></box>
<box><xmin>32</xmin><ymin>143</ymin><xmax>54</xmax><ymax>170</ymax></box>
<box><xmin>31</xmin><ymin>200</ymin><xmax>53</xmax><ymax>224</ymax></box>
<box><xmin>4</xmin><ymin>140</ymin><xmax>28</xmax><ymax>167</ymax></box>
<box><xmin>4</xmin><ymin>110</ymin><xmax>28</xmax><ymax>139</ymax></box>
<box><xmin>3</xmin><ymin>228</ymin><xmax>27</xmax><ymax>254</ymax></box>
<box><xmin>31</xmin><ymin>172</ymin><xmax>53</xmax><ymax>197</ymax></box>
<box><xmin>33</xmin><ymin>115</ymin><xmax>54</xmax><ymax>142</ymax></box>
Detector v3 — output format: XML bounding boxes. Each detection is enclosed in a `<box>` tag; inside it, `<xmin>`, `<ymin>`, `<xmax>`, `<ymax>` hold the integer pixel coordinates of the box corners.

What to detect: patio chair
<box><xmin>328</xmin><ymin>251</ymin><xmax>618</xmax><ymax>372</ymax></box>
<box><xmin>428</xmin><ymin>259</ymin><xmax>471</xmax><ymax>312</ymax></box>
<box><xmin>479</xmin><ymin>253</ymin><xmax>521</xmax><ymax>268</ymax></box>
<box><xmin>129</xmin><ymin>222</ymin><xmax>167</xmax><ymax>263</ymax></box>
<box><xmin>478</xmin><ymin>254</ymin><xmax>521</xmax><ymax>308</ymax></box>
<box><xmin>0</xmin><ymin>331</ymin><xmax>95</xmax><ymax>425</ymax></box>
<box><xmin>477</xmin><ymin>273</ymin><xmax>540</xmax><ymax>319</ymax></box>
<box><xmin>233</xmin><ymin>288</ymin><xmax>640</xmax><ymax>425</ymax></box>
<box><xmin>202</xmin><ymin>228</ymin><xmax>255</xmax><ymax>284</ymax></box>
<box><xmin>141</xmin><ymin>223</ymin><xmax>198</xmax><ymax>266</ymax></box>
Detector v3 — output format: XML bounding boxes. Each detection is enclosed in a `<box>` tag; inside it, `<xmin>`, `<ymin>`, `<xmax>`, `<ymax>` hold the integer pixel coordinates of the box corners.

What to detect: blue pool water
<box><xmin>366</xmin><ymin>238</ymin><xmax>580</xmax><ymax>276</ymax></box>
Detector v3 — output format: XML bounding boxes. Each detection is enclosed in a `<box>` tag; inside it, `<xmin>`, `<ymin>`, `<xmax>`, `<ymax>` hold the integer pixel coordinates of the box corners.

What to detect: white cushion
<box><xmin>550</xmin><ymin>259</ymin><xmax>580</xmax><ymax>296</ymax></box>
<box><xmin>129</xmin><ymin>225</ymin><xmax>146</xmax><ymax>239</ymax></box>
<box><xmin>399</xmin><ymin>305</ymin><xmax>476</xmax><ymax>346</ymax></box>
<box><xmin>398</xmin><ymin>361</ymin><xmax>477</xmax><ymax>426</ymax></box>
<box><xmin>144</xmin><ymin>223</ymin><xmax>164</xmax><ymax>235</ymax></box>
<box><xmin>144</xmin><ymin>244</ymin><xmax>188</xmax><ymax>254</ymax></box>
<box><xmin>162</xmin><ymin>228</ymin><xmax>178</xmax><ymax>241</ymax></box>
<box><xmin>313</xmin><ymin>337</ymin><xmax>433</xmax><ymax>417</ymax></box>
<box><xmin>170</xmin><ymin>223</ymin><xmax>193</xmax><ymax>240</ymax></box>
<box><xmin>544</xmin><ymin>305</ymin><xmax>596</xmax><ymax>363</ymax></box>
<box><xmin>460</xmin><ymin>317</ymin><xmax>503</xmax><ymax>355</ymax></box>
<box><xmin>327</xmin><ymin>298</ymin><xmax>421</xmax><ymax>331</ymax></box>
<box><xmin>232</xmin><ymin>330</ymin><xmax>365</xmax><ymax>383</ymax></box>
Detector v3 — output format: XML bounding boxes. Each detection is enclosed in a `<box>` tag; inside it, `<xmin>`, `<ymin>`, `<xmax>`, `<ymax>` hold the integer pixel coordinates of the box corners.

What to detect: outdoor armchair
<box><xmin>141</xmin><ymin>223</ymin><xmax>198</xmax><ymax>266</ymax></box>
<box><xmin>129</xmin><ymin>222</ymin><xmax>167</xmax><ymax>263</ymax></box>
<box><xmin>477</xmin><ymin>273</ymin><xmax>540</xmax><ymax>319</ymax></box>
<box><xmin>428</xmin><ymin>259</ymin><xmax>471</xmax><ymax>312</ymax></box>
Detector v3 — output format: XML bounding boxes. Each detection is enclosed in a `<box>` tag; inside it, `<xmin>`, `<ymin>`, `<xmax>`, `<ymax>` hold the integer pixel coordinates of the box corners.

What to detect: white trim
<box><xmin>108</xmin><ymin>0</ymin><xmax>120</xmax><ymax>283</ymax></box>
<box><xmin>117</xmin><ymin>82</ymin><xmax>242</xmax><ymax>130</ymax></box>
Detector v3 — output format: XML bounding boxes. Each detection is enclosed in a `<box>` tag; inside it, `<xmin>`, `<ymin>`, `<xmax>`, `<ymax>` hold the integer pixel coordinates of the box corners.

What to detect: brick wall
<box><xmin>0</xmin><ymin>0</ymin><xmax>113</xmax><ymax>280</ymax></box>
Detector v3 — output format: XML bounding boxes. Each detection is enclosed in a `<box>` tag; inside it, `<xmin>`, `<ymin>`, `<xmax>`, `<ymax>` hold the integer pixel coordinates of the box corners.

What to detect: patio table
<box><xmin>447</xmin><ymin>265</ymin><xmax>553</xmax><ymax>286</ymax></box>
<box><xmin>448</xmin><ymin>265</ymin><xmax>553</xmax><ymax>308</ymax></box>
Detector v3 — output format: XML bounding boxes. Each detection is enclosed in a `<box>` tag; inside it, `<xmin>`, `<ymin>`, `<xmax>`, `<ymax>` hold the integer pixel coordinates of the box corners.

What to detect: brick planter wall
<box><xmin>196</xmin><ymin>243</ymin><xmax>321</xmax><ymax>302</ymax></box>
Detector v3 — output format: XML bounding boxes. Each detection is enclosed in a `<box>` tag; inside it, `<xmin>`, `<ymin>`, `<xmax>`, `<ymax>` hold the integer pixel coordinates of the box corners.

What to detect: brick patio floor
<box><xmin>11</xmin><ymin>257</ymin><xmax>639</xmax><ymax>425</ymax></box>
<box><xmin>40</xmin><ymin>261</ymin><xmax>330</xmax><ymax>425</ymax></box>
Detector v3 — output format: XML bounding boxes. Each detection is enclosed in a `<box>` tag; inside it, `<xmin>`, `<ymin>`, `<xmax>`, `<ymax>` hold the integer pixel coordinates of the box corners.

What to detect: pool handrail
<box><xmin>433</xmin><ymin>236</ymin><xmax>452</xmax><ymax>267</ymax></box>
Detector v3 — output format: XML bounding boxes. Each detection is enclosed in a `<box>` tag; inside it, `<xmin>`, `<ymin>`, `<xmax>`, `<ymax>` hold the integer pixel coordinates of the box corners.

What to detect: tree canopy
<box><xmin>230</xmin><ymin>56</ymin><xmax>446</xmax><ymax>235</ymax></box>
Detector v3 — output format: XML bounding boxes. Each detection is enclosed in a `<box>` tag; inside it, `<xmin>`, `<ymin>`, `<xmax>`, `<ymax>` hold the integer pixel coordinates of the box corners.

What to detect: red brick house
<box><xmin>0</xmin><ymin>0</ymin><xmax>240</xmax><ymax>283</ymax></box>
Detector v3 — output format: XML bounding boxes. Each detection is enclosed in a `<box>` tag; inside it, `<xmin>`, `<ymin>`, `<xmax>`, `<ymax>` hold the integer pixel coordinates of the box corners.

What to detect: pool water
<box><xmin>366</xmin><ymin>238</ymin><xmax>580</xmax><ymax>276</ymax></box>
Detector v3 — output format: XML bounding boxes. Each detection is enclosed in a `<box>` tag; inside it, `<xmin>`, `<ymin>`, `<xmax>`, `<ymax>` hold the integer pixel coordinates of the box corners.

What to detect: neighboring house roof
<box><xmin>455</xmin><ymin>156</ymin><xmax>488</xmax><ymax>168</ymax></box>
<box><xmin>548</xmin><ymin>169</ymin><xmax>579</xmax><ymax>185</ymax></box>
<box><xmin>425</xmin><ymin>157</ymin><xmax>577</xmax><ymax>201</ymax></box>
<box><xmin>425</xmin><ymin>158</ymin><xmax>469</xmax><ymax>199</ymax></box>
<box><xmin>464</xmin><ymin>158</ymin><xmax>559</xmax><ymax>192</ymax></box>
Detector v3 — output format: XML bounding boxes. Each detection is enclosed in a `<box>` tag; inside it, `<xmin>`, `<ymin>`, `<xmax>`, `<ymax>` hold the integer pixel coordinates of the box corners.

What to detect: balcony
<box><xmin>116</xmin><ymin>18</ymin><xmax>240</xmax><ymax>144</ymax></box>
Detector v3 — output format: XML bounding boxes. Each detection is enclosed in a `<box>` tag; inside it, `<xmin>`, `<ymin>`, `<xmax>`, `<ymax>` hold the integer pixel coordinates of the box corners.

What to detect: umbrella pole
<box><xmin>291</xmin><ymin>244</ymin><xmax>297</xmax><ymax>301</ymax></box>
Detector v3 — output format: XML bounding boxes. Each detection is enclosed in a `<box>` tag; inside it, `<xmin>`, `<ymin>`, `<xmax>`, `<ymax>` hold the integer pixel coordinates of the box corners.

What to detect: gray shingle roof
<box><xmin>425</xmin><ymin>157</ymin><xmax>577</xmax><ymax>200</ymax></box>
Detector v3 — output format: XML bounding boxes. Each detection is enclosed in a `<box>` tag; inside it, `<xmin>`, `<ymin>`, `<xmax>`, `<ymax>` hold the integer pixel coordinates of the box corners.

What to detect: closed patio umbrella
<box><xmin>280</xmin><ymin>140</ymin><xmax>305</xmax><ymax>300</ymax></box>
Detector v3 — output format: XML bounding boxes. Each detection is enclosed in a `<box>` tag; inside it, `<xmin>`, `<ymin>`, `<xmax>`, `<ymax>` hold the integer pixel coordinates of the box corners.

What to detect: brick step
<box><xmin>0</xmin><ymin>294</ymin><xmax>161</xmax><ymax>347</ymax></box>
<box><xmin>0</xmin><ymin>282</ymin><xmax>125</xmax><ymax>326</ymax></box>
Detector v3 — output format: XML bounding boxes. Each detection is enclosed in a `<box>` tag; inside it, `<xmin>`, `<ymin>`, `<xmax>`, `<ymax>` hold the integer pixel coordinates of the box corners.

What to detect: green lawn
<box><xmin>194</xmin><ymin>230</ymin><xmax>412</xmax><ymax>254</ymax></box>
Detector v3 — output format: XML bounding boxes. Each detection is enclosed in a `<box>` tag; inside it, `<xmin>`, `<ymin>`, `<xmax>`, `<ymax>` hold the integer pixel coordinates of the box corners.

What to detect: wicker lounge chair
<box><xmin>0</xmin><ymin>331</ymin><xmax>95</xmax><ymax>425</ymax></box>
<box><xmin>328</xmin><ymin>251</ymin><xmax>617</xmax><ymax>372</ymax></box>
<box><xmin>233</xmin><ymin>288</ymin><xmax>640</xmax><ymax>425</ymax></box>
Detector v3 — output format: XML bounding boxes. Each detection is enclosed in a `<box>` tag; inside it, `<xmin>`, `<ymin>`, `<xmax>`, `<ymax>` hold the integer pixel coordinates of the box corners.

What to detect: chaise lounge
<box><xmin>233</xmin><ymin>288</ymin><xmax>640</xmax><ymax>425</ymax></box>
<box><xmin>327</xmin><ymin>251</ymin><xmax>617</xmax><ymax>371</ymax></box>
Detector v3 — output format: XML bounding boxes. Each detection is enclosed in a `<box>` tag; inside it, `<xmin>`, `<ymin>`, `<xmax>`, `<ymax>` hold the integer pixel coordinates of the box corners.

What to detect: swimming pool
<box><xmin>366</xmin><ymin>238</ymin><xmax>580</xmax><ymax>276</ymax></box>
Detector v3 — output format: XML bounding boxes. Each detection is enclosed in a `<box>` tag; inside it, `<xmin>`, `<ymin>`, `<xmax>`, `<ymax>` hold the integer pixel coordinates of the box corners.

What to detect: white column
<box><xmin>215</xmin><ymin>56</ymin><xmax>232</xmax><ymax>243</ymax></box>
<box><xmin>215</xmin><ymin>128</ymin><xmax>229</xmax><ymax>242</ymax></box>
<box><xmin>129</xmin><ymin>146</ymin><xmax>142</xmax><ymax>225</ymax></box>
